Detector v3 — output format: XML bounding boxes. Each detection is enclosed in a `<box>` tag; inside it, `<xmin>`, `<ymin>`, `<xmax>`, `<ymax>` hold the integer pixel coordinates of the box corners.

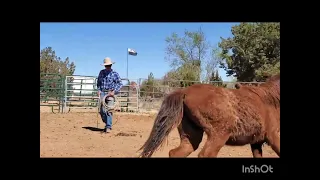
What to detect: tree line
<box><xmin>40</xmin><ymin>47</ymin><xmax>76</xmax><ymax>77</ymax></box>
<box><xmin>39</xmin><ymin>23</ymin><xmax>280</xmax><ymax>97</ymax></box>
<box><xmin>140</xmin><ymin>22</ymin><xmax>280</xmax><ymax>97</ymax></box>
<box><xmin>40</xmin><ymin>47</ymin><xmax>76</xmax><ymax>96</ymax></box>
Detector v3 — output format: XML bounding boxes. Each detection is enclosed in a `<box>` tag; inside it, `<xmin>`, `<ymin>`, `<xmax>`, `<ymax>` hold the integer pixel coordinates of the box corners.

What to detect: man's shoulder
<box><xmin>111</xmin><ymin>70</ymin><xmax>119</xmax><ymax>76</ymax></box>
<box><xmin>99</xmin><ymin>69</ymin><xmax>107</xmax><ymax>75</ymax></box>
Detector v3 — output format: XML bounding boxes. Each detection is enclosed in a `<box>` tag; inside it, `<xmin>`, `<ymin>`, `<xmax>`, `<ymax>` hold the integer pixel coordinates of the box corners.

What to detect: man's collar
<box><xmin>104</xmin><ymin>69</ymin><xmax>113</xmax><ymax>72</ymax></box>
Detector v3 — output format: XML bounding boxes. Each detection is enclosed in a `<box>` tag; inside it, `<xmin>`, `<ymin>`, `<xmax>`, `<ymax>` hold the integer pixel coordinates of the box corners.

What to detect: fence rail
<box><xmin>62</xmin><ymin>76</ymin><xmax>139</xmax><ymax>112</ymax></box>
<box><xmin>40</xmin><ymin>74</ymin><xmax>263</xmax><ymax>113</ymax></box>
<box><xmin>40</xmin><ymin>73</ymin><xmax>65</xmax><ymax>113</ymax></box>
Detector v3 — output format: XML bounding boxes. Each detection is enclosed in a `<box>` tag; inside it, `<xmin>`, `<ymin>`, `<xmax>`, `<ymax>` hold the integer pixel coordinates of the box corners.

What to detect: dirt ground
<box><xmin>40</xmin><ymin>112</ymin><xmax>278</xmax><ymax>157</ymax></box>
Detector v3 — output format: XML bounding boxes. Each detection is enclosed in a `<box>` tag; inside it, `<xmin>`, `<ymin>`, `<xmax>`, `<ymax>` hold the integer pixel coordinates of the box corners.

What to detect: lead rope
<box><xmin>97</xmin><ymin>97</ymin><xmax>101</xmax><ymax>128</ymax></box>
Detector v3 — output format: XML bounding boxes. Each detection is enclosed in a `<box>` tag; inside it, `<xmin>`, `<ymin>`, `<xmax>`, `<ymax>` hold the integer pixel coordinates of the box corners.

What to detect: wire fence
<box><xmin>136</xmin><ymin>78</ymin><xmax>263</xmax><ymax>112</ymax></box>
<box><xmin>40</xmin><ymin>74</ymin><xmax>263</xmax><ymax>113</ymax></box>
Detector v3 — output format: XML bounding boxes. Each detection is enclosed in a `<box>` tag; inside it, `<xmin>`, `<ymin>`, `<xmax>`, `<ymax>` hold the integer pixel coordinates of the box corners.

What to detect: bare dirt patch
<box><xmin>40</xmin><ymin>112</ymin><xmax>277</xmax><ymax>157</ymax></box>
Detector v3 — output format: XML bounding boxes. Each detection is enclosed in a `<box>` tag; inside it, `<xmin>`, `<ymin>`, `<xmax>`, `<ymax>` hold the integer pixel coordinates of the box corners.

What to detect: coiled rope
<box><xmin>97</xmin><ymin>94</ymin><xmax>120</xmax><ymax>128</ymax></box>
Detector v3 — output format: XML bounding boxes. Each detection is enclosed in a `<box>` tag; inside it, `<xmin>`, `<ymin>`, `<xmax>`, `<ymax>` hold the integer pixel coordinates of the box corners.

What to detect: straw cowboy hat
<box><xmin>101</xmin><ymin>57</ymin><xmax>115</xmax><ymax>66</ymax></box>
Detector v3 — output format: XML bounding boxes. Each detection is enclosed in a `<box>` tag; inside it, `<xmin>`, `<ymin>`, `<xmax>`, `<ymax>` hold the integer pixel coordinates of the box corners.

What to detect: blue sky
<box><xmin>40</xmin><ymin>23</ymin><xmax>238</xmax><ymax>81</ymax></box>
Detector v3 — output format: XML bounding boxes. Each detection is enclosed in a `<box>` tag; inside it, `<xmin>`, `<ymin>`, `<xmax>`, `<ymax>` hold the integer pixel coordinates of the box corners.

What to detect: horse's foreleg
<box><xmin>250</xmin><ymin>142</ymin><xmax>263</xmax><ymax>158</ymax></box>
<box><xmin>266</xmin><ymin>131</ymin><xmax>280</xmax><ymax>157</ymax></box>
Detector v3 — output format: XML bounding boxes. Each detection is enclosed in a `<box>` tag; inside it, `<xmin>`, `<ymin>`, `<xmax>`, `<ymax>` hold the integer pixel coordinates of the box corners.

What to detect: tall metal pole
<box><xmin>126</xmin><ymin>48</ymin><xmax>129</xmax><ymax>112</ymax></box>
<box><xmin>126</xmin><ymin>48</ymin><xmax>129</xmax><ymax>79</ymax></box>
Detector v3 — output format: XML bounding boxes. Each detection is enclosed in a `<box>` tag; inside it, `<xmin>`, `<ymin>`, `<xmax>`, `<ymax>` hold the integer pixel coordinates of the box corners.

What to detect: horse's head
<box><xmin>262</xmin><ymin>72</ymin><xmax>280</xmax><ymax>82</ymax></box>
<box><xmin>266</xmin><ymin>73</ymin><xmax>280</xmax><ymax>87</ymax></box>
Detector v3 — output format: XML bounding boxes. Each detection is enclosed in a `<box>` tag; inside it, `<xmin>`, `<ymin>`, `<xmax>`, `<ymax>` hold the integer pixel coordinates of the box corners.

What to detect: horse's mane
<box><xmin>244</xmin><ymin>74</ymin><xmax>280</xmax><ymax>108</ymax></box>
<box><xmin>261</xmin><ymin>73</ymin><xmax>280</xmax><ymax>92</ymax></box>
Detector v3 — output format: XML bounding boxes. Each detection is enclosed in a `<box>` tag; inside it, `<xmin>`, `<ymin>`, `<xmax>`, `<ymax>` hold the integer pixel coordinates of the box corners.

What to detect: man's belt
<box><xmin>102</xmin><ymin>89</ymin><xmax>114</xmax><ymax>92</ymax></box>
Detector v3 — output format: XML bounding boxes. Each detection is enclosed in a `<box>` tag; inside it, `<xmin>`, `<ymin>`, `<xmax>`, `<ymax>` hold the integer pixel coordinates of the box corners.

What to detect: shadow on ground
<box><xmin>82</xmin><ymin>126</ymin><xmax>104</xmax><ymax>132</ymax></box>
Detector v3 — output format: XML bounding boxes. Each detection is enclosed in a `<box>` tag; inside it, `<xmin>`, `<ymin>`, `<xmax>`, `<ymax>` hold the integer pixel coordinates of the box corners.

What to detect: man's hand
<box><xmin>108</xmin><ymin>90</ymin><xmax>115</xmax><ymax>96</ymax></box>
<box><xmin>97</xmin><ymin>91</ymin><xmax>101</xmax><ymax>97</ymax></box>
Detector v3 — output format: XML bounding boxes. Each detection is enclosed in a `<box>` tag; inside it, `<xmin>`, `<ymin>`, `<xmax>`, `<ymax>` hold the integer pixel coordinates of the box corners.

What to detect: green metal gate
<box><xmin>40</xmin><ymin>73</ymin><xmax>65</xmax><ymax>113</ymax></box>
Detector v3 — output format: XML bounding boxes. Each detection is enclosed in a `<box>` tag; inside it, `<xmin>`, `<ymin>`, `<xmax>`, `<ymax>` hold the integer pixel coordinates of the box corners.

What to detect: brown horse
<box><xmin>139</xmin><ymin>74</ymin><xmax>280</xmax><ymax>158</ymax></box>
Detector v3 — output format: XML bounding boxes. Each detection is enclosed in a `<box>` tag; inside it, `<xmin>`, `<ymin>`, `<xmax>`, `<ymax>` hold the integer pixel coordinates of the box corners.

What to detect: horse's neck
<box><xmin>260</xmin><ymin>85</ymin><xmax>280</xmax><ymax>107</ymax></box>
<box><xmin>244</xmin><ymin>84</ymin><xmax>280</xmax><ymax>107</ymax></box>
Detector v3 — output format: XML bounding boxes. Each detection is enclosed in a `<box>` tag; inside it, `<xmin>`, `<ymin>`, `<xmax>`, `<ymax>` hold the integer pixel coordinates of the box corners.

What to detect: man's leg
<box><xmin>105</xmin><ymin>96</ymin><xmax>115</xmax><ymax>133</ymax></box>
<box><xmin>106</xmin><ymin>112</ymin><xmax>113</xmax><ymax>131</ymax></box>
<box><xmin>99</xmin><ymin>92</ymin><xmax>108</xmax><ymax>132</ymax></box>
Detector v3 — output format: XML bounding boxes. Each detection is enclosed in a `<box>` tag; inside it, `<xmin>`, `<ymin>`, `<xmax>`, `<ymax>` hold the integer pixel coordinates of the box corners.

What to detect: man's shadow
<box><xmin>82</xmin><ymin>126</ymin><xmax>104</xmax><ymax>132</ymax></box>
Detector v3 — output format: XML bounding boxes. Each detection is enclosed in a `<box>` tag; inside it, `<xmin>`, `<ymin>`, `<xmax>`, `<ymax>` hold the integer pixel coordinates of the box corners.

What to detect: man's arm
<box><xmin>97</xmin><ymin>70</ymin><xmax>103</xmax><ymax>95</ymax></box>
<box><xmin>113</xmin><ymin>72</ymin><xmax>123</xmax><ymax>94</ymax></box>
<box><xmin>97</xmin><ymin>70</ymin><xmax>104</xmax><ymax>90</ymax></box>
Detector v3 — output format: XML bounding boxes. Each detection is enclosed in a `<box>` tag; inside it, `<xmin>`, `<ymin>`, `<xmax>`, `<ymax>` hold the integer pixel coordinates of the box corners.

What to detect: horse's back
<box><xmin>182</xmin><ymin>84</ymin><xmax>279</xmax><ymax>145</ymax></box>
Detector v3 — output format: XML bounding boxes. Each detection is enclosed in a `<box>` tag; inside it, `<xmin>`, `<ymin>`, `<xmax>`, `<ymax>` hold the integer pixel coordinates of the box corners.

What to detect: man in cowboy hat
<box><xmin>97</xmin><ymin>57</ymin><xmax>123</xmax><ymax>133</ymax></box>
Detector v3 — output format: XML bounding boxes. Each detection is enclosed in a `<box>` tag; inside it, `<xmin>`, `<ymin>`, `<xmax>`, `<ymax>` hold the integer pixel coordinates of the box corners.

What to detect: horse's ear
<box><xmin>262</xmin><ymin>72</ymin><xmax>272</xmax><ymax>78</ymax></box>
<box><xmin>235</xmin><ymin>83</ymin><xmax>242</xmax><ymax>89</ymax></box>
<box><xmin>265</xmin><ymin>73</ymin><xmax>280</xmax><ymax>82</ymax></box>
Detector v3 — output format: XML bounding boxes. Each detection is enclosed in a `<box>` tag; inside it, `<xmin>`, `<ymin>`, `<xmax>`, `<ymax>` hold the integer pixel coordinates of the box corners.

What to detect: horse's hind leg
<box><xmin>198</xmin><ymin>130</ymin><xmax>231</xmax><ymax>157</ymax></box>
<box><xmin>250</xmin><ymin>142</ymin><xmax>263</xmax><ymax>158</ymax></box>
<box><xmin>169</xmin><ymin>116</ymin><xmax>203</xmax><ymax>157</ymax></box>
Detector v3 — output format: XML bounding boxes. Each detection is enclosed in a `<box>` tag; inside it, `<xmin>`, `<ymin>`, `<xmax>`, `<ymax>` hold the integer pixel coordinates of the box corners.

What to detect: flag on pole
<box><xmin>128</xmin><ymin>48</ymin><xmax>138</xmax><ymax>56</ymax></box>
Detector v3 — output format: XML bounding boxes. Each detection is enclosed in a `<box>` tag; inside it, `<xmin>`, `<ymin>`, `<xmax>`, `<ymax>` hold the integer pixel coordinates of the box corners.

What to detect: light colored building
<box><xmin>71</xmin><ymin>76</ymin><xmax>97</xmax><ymax>96</ymax></box>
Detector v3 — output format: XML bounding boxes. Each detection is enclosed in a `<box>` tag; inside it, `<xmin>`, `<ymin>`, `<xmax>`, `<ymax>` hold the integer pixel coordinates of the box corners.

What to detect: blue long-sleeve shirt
<box><xmin>97</xmin><ymin>69</ymin><xmax>123</xmax><ymax>94</ymax></box>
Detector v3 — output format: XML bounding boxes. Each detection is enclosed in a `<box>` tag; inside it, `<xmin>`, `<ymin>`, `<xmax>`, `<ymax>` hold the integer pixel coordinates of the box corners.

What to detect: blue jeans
<box><xmin>99</xmin><ymin>91</ymin><xmax>114</xmax><ymax>129</ymax></box>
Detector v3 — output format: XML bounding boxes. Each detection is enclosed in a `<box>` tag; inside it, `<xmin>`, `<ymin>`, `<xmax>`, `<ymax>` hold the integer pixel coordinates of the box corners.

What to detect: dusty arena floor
<box><xmin>40</xmin><ymin>112</ymin><xmax>278</xmax><ymax>157</ymax></box>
